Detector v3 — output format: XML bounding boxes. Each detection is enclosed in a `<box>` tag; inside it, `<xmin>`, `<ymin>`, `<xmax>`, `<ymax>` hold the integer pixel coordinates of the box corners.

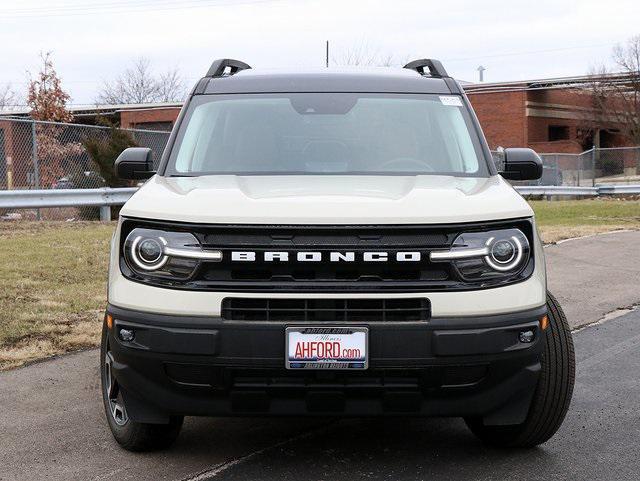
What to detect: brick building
<box><xmin>106</xmin><ymin>104</ymin><xmax>182</xmax><ymax>130</ymax></box>
<box><xmin>0</xmin><ymin>102</ymin><xmax>181</xmax><ymax>130</ymax></box>
<box><xmin>464</xmin><ymin>75</ymin><xmax>630</xmax><ymax>153</ymax></box>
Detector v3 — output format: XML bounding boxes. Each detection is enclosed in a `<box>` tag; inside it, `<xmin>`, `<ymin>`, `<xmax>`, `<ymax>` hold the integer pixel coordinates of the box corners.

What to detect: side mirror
<box><xmin>500</xmin><ymin>148</ymin><xmax>543</xmax><ymax>181</ymax></box>
<box><xmin>115</xmin><ymin>147</ymin><xmax>155</xmax><ymax>180</ymax></box>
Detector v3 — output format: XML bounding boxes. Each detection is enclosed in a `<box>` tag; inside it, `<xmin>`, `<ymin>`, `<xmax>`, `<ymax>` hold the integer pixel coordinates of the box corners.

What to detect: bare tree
<box><xmin>0</xmin><ymin>84</ymin><xmax>16</xmax><ymax>110</ymax></box>
<box><xmin>97</xmin><ymin>57</ymin><xmax>186</xmax><ymax>105</ymax></box>
<box><xmin>157</xmin><ymin>68</ymin><xmax>186</xmax><ymax>103</ymax></box>
<box><xmin>332</xmin><ymin>43</ymin><xmax>399</xmax><ymax>67</ymax></box>
<box><xmin>586</xmin><ymin>35</ymin><xmax>640</xmax><ymax>145</ymax></box>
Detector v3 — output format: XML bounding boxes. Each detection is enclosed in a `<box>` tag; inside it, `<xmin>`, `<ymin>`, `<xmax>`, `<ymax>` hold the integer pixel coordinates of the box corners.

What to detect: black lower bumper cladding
<box><xmin>106</xmin><ymin>304</ymin><xmax>546</xmax><ymax>425</ymax></box>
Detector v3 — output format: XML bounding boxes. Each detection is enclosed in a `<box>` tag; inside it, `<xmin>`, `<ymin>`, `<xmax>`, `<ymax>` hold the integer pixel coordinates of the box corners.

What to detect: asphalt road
<box><xmin>545</xmin><ymin>230</ymin><xmax>640</xmax><ymax>328</ymax></box>
<box><xmin>195</xmin><ymin>309</ymin><xmax>640</xmax><ymax>481</ymax></box>
<box><xmin>1</xmin><ymin>231</ymin><xmax>639</xmax><ymax>481</ymax></box>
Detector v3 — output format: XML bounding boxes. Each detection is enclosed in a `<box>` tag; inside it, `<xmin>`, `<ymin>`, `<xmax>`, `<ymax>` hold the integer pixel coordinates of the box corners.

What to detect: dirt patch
<box><xmin>0</xmin><ymin>318</ymin><xmax>101</xmax><ymax>370</ymax></box>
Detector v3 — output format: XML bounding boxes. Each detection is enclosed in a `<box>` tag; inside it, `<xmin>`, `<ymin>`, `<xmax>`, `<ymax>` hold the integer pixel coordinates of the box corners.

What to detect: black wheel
<box><xmin>465</xmin><ymin>292</ymin><xmax>575</xmax><ymax>447</ymax></box>
<box><xmin>100</xmin><ymin>323</ymin><xmax>183</xmax><ymax>452</ymax></box>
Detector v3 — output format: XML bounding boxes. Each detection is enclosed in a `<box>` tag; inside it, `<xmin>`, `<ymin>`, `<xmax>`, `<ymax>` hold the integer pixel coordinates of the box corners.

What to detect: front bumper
<box><xmin>105</xmin><ymin>303</ymin><xmax>546</xmax><ymax>425</ymax></box>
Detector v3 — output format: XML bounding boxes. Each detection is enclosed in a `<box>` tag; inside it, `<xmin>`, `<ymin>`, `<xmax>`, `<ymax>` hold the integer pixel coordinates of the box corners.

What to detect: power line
<box><xmin>0</xmin><ymin>0</ymin><xmax>281</xmax><ymax>18</ymax></box>
<box><xmin>443</xmin><ymin>42</ymin><xmax>615</xmax><ymax>63</ymax></box>
<box><xmin>0</xmin><ymin>76</ymin><xmax>204</xmax><ymax>85</ymax></box>
<box><xmin>0</xmin><ymin>0</ymin><xmax>276</xmax><ymax>13</ymax></box>
<box><xmin>0</xmin><ymin>0</ymin><xmax>178</xmax><ymax>13</ymax></box>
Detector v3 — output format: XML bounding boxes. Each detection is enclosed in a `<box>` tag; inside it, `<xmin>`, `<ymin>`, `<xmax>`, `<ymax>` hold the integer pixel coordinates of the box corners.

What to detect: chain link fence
<box><xmin>0</xmin><ymin>118</ymin><xmax>169</xmax><ymax>191</ymax></box>
<box><xmin>593</xmin><ymin>147</ymin><xmax>640</xmax><ymax>183</ymax></box>
<box><xmin>492</xmin><ymin>147</ymin><xmax>640</xmax><ymax>187</ymax></box>
<box><xmin>0</xmin><ymin>118</ymin><xmax>169</xmax><ymax>219</ymax></box>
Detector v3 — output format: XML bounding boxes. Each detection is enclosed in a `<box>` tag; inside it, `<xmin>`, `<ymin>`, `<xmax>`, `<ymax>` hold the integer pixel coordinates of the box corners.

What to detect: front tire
<box><xmin>100</xmin><ymin>323</ymin><xmax>183</xmax><ymax>452</ymax></box>
<box><xmin>465</xmin><ymin>292</ymin><xmax>575</xmax><ymax>447</ymax></box>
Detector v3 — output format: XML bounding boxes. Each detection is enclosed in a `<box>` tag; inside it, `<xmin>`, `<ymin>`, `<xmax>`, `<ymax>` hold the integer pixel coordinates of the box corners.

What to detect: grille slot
<box><xmin>221</xmin><ymin>298</ymin><xmax>430</xmax><ymax>322</ymax></box>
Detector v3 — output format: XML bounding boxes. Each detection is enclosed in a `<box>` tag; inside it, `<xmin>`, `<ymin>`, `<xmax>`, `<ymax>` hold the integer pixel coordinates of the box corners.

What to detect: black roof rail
<box><xmin>403</xmin><ymin>59</ymin><xmax>449</xmax><ymax>78</ymax></box>
<box><xmin>206</xmin><ymin>58</ymin><xmax>251</xmax><ymax>78</ymax></box>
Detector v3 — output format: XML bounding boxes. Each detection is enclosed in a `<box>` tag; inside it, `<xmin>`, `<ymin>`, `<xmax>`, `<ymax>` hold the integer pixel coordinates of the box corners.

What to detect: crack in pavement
<box><xmin>572</xmin><ymin>304</ymin><xmax>640</xmax><ymax>332</ymax></box>
<box><xmin>180</xmin><ymin>422</ymin><xmax>337</xmax><ymax>481</ymax></box>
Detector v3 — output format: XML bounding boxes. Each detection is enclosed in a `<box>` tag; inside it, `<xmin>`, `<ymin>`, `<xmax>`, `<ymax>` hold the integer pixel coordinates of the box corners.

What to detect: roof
<box><xmin>0</xmin><ymin>102</ymin><xmax>182</xmax><ymax>117</ymax></box>
<box><xmin>202</xmin><ymin>68</ymin><xmax>454</xmax><ymax>95</ymax></box>
<box><xmin>463</xmin><ymin>71</ymin><xmax>634</xmax><ymax>94</ymax></box>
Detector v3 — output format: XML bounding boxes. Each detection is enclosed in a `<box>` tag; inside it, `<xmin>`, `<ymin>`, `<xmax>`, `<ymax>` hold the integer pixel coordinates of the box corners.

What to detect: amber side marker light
<box><xmin>540</xmin><ymin>315</ymin><xmax>549</xmax><ymax>331</ymax></box>
<box><xmin>106</xmin><ymin>314</ymin><xmax>113</xmax><ymax>330</ymax></box>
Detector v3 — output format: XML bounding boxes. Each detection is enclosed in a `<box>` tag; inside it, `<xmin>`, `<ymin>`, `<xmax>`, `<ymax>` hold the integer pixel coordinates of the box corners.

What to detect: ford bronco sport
<box><xmin>102</xmin><ymin>58</ymin><xmax>575</xmax><ymax>451</ymax></box>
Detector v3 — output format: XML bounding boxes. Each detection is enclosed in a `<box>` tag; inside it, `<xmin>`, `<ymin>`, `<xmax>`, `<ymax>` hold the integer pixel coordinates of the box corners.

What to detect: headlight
<box><xmin>430</xmin><ymin>228</ymin><xmax>530</xmax><ymax>281</ymax></box>
<box><xmin>123</xmin><ymin>227</ymin><xmax>221</xmax><ymax>280</ymax></box>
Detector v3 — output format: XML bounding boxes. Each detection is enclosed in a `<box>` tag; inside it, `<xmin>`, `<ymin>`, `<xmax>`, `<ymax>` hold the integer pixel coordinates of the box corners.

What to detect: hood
<box><xmin>121</xmin><ymin>174</ymin><xmax>533</xmax><ymax>224</ymax></box>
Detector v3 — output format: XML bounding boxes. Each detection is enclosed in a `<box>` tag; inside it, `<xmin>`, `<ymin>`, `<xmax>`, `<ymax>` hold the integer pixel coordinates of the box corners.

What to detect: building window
<box><xmin>133</xmin><ymin>121</ymin><xmax>173</xmax><ymax>132</ymax></box>
<box><xmin>548</xmin><ymin>125</ymin><xmax>570</xmax><ymax>141</ymax></box>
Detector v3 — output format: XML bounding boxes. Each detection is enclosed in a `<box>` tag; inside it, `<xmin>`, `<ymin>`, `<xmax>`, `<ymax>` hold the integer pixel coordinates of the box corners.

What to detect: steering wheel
<box><xmin>377</xmin><ymin>157</ymin><xmax>435</xmax><ymax>172</ymax></box>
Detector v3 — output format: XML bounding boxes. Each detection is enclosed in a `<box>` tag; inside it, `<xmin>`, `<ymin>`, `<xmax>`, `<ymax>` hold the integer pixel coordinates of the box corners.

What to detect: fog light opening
<box><xmin>118</xmin><ymin>328</ymin><xmax>135</xmax><ymax>342</ymax></box>
<box><xmin>519</xmin><ymin>330</ymin><xmax>535</xmax><ymax>343</ymax></box>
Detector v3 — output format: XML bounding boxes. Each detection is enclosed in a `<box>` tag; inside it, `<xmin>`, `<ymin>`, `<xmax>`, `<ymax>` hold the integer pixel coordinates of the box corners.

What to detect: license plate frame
<box><xmin>285</xmin><ymin>326</ymin><xmax>369</xmax><ymax>370</ymax></box>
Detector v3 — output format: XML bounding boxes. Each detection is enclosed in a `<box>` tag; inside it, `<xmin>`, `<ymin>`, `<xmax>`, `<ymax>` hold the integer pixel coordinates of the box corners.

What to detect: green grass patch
<box><xmin>531</xmin><ymin>199</ymin><xmax>640</xmax><ymax>227</ymax></box>
<box><xmin>0</xmin><ymin>222</ymin><xmax>114</xmax><ymax>369</ymax></box>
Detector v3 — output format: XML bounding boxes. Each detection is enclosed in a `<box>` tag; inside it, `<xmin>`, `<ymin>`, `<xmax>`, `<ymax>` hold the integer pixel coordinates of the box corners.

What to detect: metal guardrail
<box><xmin>595</xmin><ymin>184</ymin><xmax>640</xmax><ymax>195</ymax></box>
<box><xmin>0</xmin><ymin>188</ymin><xmax>138</xmax><ymax>221</ymax></box>
<box><xmin>1</xmin><ymin>184</ymin><xmax>639</xmax><ymax>222</ymax></box>
<box><xmin>514</xmin><ymin>186</ymin><xmax>599</xmax><ymax>196</ymax></box>
<box><xmin>515</xmin><ymin>185</ymin><xmax>640</xmax><ymax>196</ymax></box>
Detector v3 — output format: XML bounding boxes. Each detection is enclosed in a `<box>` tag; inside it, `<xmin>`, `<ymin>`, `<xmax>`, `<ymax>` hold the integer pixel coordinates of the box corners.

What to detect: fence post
<box><xmin>100</xmin><ymin>205</ymin><xmax>111</xmax><ymax>222</ymax></box>
<box><xmin>31</xmin><ymin>121</ymin><xmax>41</xmax><ymax>220</ymax></box>
<box><xmin>591</xmin><ymin>146</ymin><xmax>596</xmax><ymax>187</ymax></box>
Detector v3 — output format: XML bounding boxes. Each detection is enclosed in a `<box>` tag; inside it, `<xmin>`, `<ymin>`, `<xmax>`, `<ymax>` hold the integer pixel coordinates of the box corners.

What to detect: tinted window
<box><xmin>167</xmin><ymin>93</ymin><xmax>488</xmax><ymax>176</ymax></box>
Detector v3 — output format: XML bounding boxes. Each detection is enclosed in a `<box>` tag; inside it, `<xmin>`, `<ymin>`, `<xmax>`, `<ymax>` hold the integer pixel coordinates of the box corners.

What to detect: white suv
<box><xmin>102</xmin><ymin>58</ymin><xmax>575</xmax><ymax>451</ymax></box>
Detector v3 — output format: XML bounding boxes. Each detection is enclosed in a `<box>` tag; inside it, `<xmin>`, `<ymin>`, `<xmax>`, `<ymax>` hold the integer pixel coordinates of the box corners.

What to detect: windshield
<box><xmin>165</xmin><ymin>93</ymin><xmax>489</xmax><ymax>176</ymax></box>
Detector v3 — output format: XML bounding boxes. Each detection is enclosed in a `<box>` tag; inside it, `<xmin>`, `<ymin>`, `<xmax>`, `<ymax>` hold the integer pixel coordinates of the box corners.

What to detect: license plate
<box><xmin>286</xmin><ymin>326</ymin><xmax>368</xmax><ymax>370</ymax></box>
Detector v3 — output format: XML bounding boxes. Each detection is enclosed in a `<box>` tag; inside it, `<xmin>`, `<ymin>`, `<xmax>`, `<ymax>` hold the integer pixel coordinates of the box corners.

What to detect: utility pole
<box><xmin>326</xmin><ymin>40</ymin><xmax>329</xmax><ymax>68</ymax></box>
<box><xmin>477</xmin><ymin>65</ymin><xmax>486</xmax><ymax>82</ymax></box>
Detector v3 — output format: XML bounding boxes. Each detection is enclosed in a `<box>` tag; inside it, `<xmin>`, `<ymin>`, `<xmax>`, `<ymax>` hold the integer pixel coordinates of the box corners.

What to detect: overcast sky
<box><xmin>0</xmin><ymin>0</ymin><xmax>639</xmax><ymax>106</ymax></box>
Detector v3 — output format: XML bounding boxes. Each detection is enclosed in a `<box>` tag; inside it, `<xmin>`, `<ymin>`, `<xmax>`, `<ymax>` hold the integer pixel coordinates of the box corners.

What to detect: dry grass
<box><xmin>1</xmin><ymin>198</ymin><xmax>639</xmax><ymax>370</ymax></box>
<box><xmin>0</xmin><ymin>222</ymin><xmax>114</xmax><ymax>370</ymax></box>
<box><xmin>537</xmin><ymin>224</ymin><xmax>637</xmax><ymax>243</ymax></box>
<box><xmin>531</xmin><ymin>199</ymin><xmax>640</xmax><ymax>243</ymax></box>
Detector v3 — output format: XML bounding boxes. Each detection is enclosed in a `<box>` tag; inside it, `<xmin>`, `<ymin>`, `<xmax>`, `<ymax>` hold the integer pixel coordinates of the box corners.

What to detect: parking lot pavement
<box><xmin>545</xmin><ymin>230</ymin><xmax>640</xmax><ymax>328</ymax></box>
<box><xmin>192</xmin><ymin>308</ymin><xmax>640</xmax><ymax>481</ymax></box>
<box><xmin>0</xmin><ymin>350</ymin><xmax>325</xmax><ymax>481</ymax></box>
<box><xmin>1</xmin><ymin>231</ymin><xmax>640</xmax><ymax>481</ymax></box>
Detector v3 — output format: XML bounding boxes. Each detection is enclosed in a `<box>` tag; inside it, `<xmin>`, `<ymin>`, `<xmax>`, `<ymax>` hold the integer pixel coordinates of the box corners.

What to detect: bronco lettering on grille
<box><xmin>230</xmin><ymin>251</ymin><xmax>422</xmax><ymax>262</ymax></box>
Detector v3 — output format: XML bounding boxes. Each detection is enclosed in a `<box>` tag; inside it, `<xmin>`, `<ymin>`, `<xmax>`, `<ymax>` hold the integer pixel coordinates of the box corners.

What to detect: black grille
<box><xmin>164</xmin><ymin>366</ymin><xmax>488</xmax><ymax>391</ymax></box>
<box><xmin>198</xmin><ymin>225</ymin><xmax>454</xmax><ymax>291</ymax></box>
<box><xmin>222</xmin><ymin>298</ymin><xmax>430</xmax><ymax>322</ymax></box>
<box><xmin>120</xmin><ymin>219</ymin><xmax>535</xmax><ymax>292</ymax></box>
